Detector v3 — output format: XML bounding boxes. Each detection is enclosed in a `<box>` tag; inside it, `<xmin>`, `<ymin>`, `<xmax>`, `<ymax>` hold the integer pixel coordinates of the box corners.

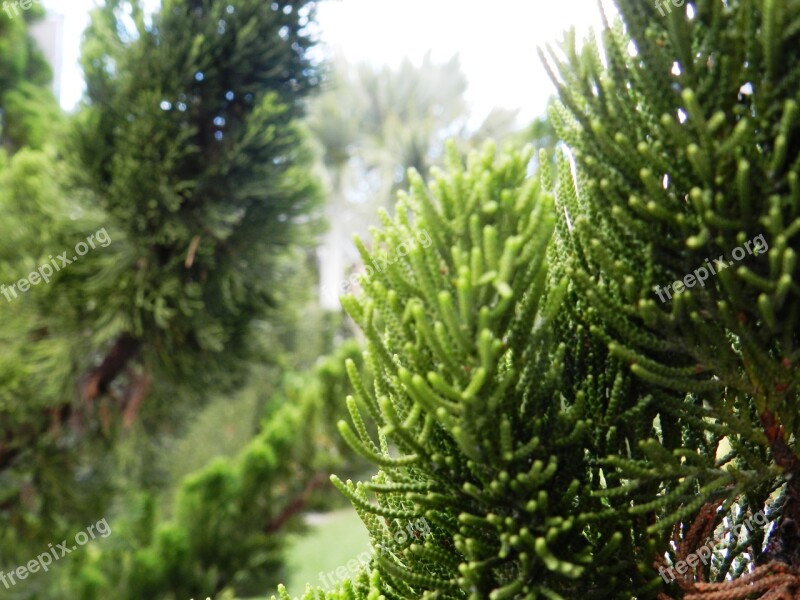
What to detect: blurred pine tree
<box><xmin>0</xmin><ymin>1</ymin><xmax>62</xmax><ymax>151</ymax></box>
<box><xmin>69</xmin><ymin>0</ymin><xmax>322</xmax><ymax>401</ymax></box>
<box><xmin>60</xmin><ymin>340</ymin><xmax>369</xmax><ymax>599</ymax></box>
<box><xmin>0</xmin><ymin>0</ymin><xmax>324</xmax><ymax>586</ymax></box>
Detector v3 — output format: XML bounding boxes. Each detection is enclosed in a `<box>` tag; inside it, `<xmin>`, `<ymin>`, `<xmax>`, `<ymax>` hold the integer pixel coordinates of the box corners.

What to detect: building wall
<box><xmin>29</xmin><ymin>13</ymin><xmax>64</xmax><ymax>101</ymax></box>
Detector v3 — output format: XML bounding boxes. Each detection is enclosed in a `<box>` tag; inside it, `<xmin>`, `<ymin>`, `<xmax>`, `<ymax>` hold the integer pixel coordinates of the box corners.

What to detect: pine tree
<box><xmin>69</xmin><ymin>0</ymin><xmax>321</xmax><ymax>401</ymax></box>
<box><xmin>543</xmin><ymin>0</ymin><xmax>800</xmax><ymax>595</ymax></box>
<box><xmin>274</xmin><ymin>1</ymin><xmax>800</xmax><ymax>598</ymax></box>
<box><xmin>0</xmin><ymin>0</ymin><xmax>322</xmax><ymax>581</ymax></box>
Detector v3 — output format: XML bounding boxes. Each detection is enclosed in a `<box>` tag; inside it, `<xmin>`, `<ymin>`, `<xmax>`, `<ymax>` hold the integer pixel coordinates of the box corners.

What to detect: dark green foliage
<box><xmin>69</xmin><ymin>0</ymin><xmax>321</xmax><ymax>391</ymax></box>
<box><xmin>544</xmin><ymin>0</ymin><xmax>800</xmax><ymax>424</ymax></box>
<box><xmin>0</xmin><ymin>0</ymin><xmax>324</xmax><ymax>592</ymax></box>
<box><xmin>542</xmin><ymin>0</ymin><xmax>800</xmax><ymax>582</ymax></box>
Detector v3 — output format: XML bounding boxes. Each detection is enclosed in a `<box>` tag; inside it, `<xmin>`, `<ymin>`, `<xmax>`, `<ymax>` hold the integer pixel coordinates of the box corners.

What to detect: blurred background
<box><xmin>0</xmin><ymin>1</ymin><xmax>604</xmax><ymax>598</ymax></box>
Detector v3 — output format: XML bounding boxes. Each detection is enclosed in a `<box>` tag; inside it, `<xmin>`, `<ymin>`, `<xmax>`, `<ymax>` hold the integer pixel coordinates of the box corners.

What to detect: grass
<box><xmin>279</xmin><ymin>508</ymin><xmax>372</xmax><ymax>597</ymax></box>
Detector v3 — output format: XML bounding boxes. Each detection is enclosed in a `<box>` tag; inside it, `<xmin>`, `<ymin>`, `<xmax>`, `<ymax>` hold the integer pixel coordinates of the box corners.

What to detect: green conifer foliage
<box><xmin>334</xmin><ymin>142</ymin><xmax>572</xmax><ymax>598</ymax></box>
<box><xmin>69</xmin><ymin>0</ymin><xmax>321</xmax><ymax>396</ymax></box>
<box><xmin>0</xmin><ymin>151</ymin><xmax>121</xmax><ymax>562</ymax></box>
<box><xmin>0</xmin><ymin>0</ymin><xmax>323</xmax><ymax>571</ymax></box>
<box><xmin>544</xmin><ymin>0</ymin><xmax>800</xmax><ymax>420</ymax></box>
<box><xmin>272</xmin><ymin>570</ymin><xmax>385</xmax><ymax>600</ymax></box>
<box><xmin>541</xmin><ymin>0</ymin><xmax>800</xmax><ymax>587</ymax></box>
<box><xmin>61</xmin><ymin>341</ymin><xmax>367</xmax><ymax>599</ymax></box>
<box><xmin>275</xmin><ymin>2</ymin><xmax>800</xmax><ymax>598</ymax></box>
<box><xmin>271</xmin><ymin>143</ymin><xmax>675</xmax><ymax>600</ymax></box>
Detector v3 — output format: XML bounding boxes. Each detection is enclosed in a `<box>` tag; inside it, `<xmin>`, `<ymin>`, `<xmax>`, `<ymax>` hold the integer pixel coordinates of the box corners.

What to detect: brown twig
<box><xmin>684</xmin><ymin>562</ymin><xmax>800</xmax><ymax>600</ymax></box>
<box><xmin>80</xmin><ymin>333</ymin><xmax>141</xmax><ymax>403</ymax></box>
<box><xmin>760</xmin><ymin>410</ymin><xmax>800</xmax><ymax>569</ymax></box>
<box><xmin>265</xmin><ymin>472</ymin><xmax>329</xmax><ymax>534</ymax></box>
<box><xmin>122</xmin><ymin>371</ymin><xmax>150</xmax><ymax>428</ymax></box>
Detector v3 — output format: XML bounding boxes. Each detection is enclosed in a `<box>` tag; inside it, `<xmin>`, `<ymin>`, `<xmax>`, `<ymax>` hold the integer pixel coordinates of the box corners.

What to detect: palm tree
<box><xmin>309</xmin><ymin>53</ymin><xmax>520</xmax><ymax>308</ymax></box>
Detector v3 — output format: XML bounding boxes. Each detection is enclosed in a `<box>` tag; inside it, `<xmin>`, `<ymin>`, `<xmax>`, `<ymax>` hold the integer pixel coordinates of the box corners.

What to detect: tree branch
<box><xmin>80</xmin><ymin>333</ymin><xmax>141</xmax><ymax>403</ymax></box>
<box><xmin>759</xmin><ymin>410</ymin><xmax>800</xmax><ymax>568</ymax></box>
<box><xmin>265</xmin><ymin>472</ymin><xmax>329</xmax><ymax>534</ymax></box>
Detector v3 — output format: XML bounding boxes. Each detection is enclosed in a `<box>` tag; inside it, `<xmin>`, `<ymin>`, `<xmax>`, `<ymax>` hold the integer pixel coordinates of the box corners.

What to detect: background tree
<box><xmin>70</xmin><ymin>0</ymin><xmax>321</xmax><ymax>407</ymax></box>
<box><xmin>0</xmin><ymin>0</ymin><xmax>324</xmax><ymax>587</ymax></box>
<box><xmin>0</xmin><ymin>2</ymin><xmax>62</xmax><ymax>150</ymax></box>
<box><xmin>53</xmin><ymin>341</ymin><xmax>369</xmax><ymax>600</ymax></box>
<box><xmin>309</xmin><ymin>54</ymin><xmax>521</xmax><ymax>309</ymax></box>
<box><xmin>0</xmin><ymin>7</ymin><xmax>103</xmax><ymax>567</ymax></box>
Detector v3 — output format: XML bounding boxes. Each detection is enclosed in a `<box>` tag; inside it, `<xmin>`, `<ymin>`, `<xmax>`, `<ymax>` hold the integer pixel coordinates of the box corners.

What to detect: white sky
<box><xmin>43</xmin><ymin>0</ymin><xmax>608</xmax><ymax>121</ymax></box>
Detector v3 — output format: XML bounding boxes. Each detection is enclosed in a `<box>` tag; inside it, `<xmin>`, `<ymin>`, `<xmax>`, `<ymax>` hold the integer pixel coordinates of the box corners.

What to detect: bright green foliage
<box><xmin>0</xmin><ymin>3</ymin><xmax>62</xmax><ymax>150</ymax></box>
<box><xmin>0</xmin><ymin>147</ymin><xmax>118</xmax><ymax>558</ymax></box>
<box><xmin>60</xmin><ymin>341</ymin><xmax>367</xmax><ymax>599</ymax></box>
<box><xmin>305</xmin><ymin>143</ymin><xmax>670</xmax><ymax>599</ymax></box>
<box><xmin>334</xmin><ymin>143</ymin><xmax>565</xmax><ymax>598</ymax></box>
<box><xmin>0</xmin><ymin>9</ymin><xmax>112</xmax><ymax>573</ymax></box>
<box><xmin>273</xmin><ymin>570</ymin><xmax>386</xmax><ymax>600</ymax></box>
